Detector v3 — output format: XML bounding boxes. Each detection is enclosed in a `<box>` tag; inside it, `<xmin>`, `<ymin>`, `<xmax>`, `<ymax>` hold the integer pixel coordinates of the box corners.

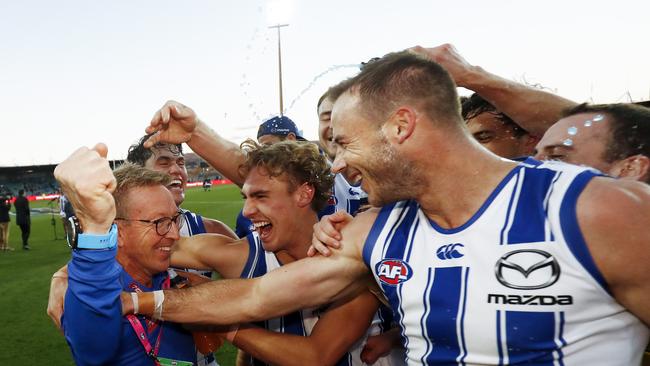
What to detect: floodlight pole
<box><xmin>269</xmin><ymin>24</ymin><xmax>289</xmax><ymax>116</ymax></box>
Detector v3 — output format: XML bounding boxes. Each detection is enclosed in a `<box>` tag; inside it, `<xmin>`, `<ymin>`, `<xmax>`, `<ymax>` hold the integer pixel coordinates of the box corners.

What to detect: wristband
<box><xmin>77</xmin><ymin>224</ymin><xmax>118</xmax><ymax>250</ymax></box>
<box><xmin>153</xmin><ymin>290</ymin><xmax>165</xmax><ymax>320</ymax></box>
<box><xmin>131</xmin><ymin>292</ymin><xmax>139</xmax><ymax>314</ymax></box>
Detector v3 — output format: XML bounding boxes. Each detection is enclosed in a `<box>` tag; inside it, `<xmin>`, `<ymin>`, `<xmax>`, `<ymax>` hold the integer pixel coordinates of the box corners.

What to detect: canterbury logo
<box><xmin>436</xmin><ymin>243</ymin><xmax>464</xmax><ymax>260</ymax></box>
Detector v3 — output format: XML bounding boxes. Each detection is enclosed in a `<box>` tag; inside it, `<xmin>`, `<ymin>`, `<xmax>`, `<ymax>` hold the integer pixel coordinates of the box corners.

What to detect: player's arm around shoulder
<box><xmin>170</xmin><ymin>234</ymin><xmax>250</xmax><ymax>279</ymax></box>
<box><xmin>230</xmin><ymin>290</ymin><xmax>379</xmax><ymax>366</ymax></box>
<box><xmin>245</xmin><ymin>208</ymin><xmax>379</xmax><ymax>315</ymax></box>
<box><xmin>201</xmin><ymin>217</ymin><xmax>238</xmax><ymax>239</ymax></box>
<box><xmin>577</xmin><ymin>177</ymin><xmax>650</xmax><ymax>326</ymax></box>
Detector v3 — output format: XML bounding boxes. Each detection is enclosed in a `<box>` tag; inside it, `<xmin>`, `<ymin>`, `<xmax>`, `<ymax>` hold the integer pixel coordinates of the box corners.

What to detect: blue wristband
<box><xmin>77</xmin><ymin>224</ymin><xmax>118</xmax><ymax>250</ymax></box>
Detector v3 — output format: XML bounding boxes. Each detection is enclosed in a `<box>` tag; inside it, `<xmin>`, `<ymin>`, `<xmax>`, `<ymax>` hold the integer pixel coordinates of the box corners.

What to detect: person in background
<box><xmin>0</xmin><ymin>194</ymin><xmax>12</xmax><ymax>251</ymax></box>
<box><xmin>461</xmin><ymin>93</ymin><xmax>539</xmax><ymax>159</ymax></box>
<box><xmin>534</xmin><ymin>103</ymin><xmax>650</xmax><ymax>183</ymax></box>
<box><xmin>13</xmin><ymin>189</ymin><xmax>30</xmax><ymax>250</ymax></box>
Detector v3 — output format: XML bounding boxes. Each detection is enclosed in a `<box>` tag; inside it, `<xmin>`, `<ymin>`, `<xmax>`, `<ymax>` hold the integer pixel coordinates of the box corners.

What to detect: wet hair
<box><xmin>328</xmin><ymin>51</ymin><xmax>461</xmax><ymax>127</ymax></box>
<box><xmin>563</xmin><ymin>103</ymin><xmax>650</xmax><ymax>164</ymax></box>
<box><xmin>126</xmin><ymin>135</ymin><xmax>183</xmax><ymax>167</ymax></box>
<box><xmin>462</xmin><ymin>93</ymin><xmax>528</xmax><ymax>138</ymax></box>
<box><xmin>238</xmin><ymin>139</ymin><xmax>334</xmax><ymax>212</ymax></box>
<box><xmin>112</xmin><ymin>163</ymin><xmax>171</xmax><ymax>217</ymax></box>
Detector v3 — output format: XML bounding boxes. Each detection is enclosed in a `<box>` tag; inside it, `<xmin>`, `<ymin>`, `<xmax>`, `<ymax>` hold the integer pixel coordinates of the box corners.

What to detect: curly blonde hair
<box><xmin>238</xmin><ymin>139</ymin><xmax>334</xmax><ymax>212</ymax></box>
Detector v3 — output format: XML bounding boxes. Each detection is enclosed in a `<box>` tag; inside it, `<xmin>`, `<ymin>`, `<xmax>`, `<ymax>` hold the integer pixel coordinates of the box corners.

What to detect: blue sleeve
<box><xmin>63</xmin><ymin>246</ymin><xmax>124</xmax><ymax>366</ymax></box>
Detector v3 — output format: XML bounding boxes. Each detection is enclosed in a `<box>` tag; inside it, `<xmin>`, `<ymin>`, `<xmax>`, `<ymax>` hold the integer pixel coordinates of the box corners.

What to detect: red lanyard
<box><xmin>126</xmin><ymin>276</ymin><xmax>171</xmax><ymax>365</ymax></box>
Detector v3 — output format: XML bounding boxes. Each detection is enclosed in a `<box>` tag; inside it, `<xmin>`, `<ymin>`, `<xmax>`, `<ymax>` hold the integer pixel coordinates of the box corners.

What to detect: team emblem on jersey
<box><xmin>436</xmin><ymin>243</ymin><xmax>464</xmax><ymax>260</ymax></box>
<box><xmin>494</xmin><ymin>249</ymin><xmax>560</xmax><ymax>290</ymax></box>
<box><xmin>376</xmin><ymin>259</ymin><xmax>413</xmax><ymax>286</ymax></box>
<box><xmin>347</xmin><ymin>188</ymin><xmax>360</xmax><ymax>196</ymax></box>
<box><xmin>327</xmin><ymin>194</ymin><xmax>338</xmax><ymax>206</ymax></box>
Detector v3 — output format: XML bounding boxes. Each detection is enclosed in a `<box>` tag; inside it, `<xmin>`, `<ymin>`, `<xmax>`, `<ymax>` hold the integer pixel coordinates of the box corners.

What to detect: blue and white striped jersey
<box><xmin>320</xmin><ymin>173</ymin><xmax>367</xmax><ymax>217</ymax></box>
<box><xmin>363</xmin><ymin>159</ymin><xmax>649</xmax><ymax>365</ymax></box>
<box><xmin>177</xmin><ymin>209</ymin><xmax>219</xmax><ymax>366</ymax></box>
<box><xmin>241</xmin><ymin>232</ymin><xmax>402</xmax><ymax>366</ymax></box>
<box><xmin>178</xmin><ymin>209</ymin><xmax>211</xmax><ymax>278</ymax></box>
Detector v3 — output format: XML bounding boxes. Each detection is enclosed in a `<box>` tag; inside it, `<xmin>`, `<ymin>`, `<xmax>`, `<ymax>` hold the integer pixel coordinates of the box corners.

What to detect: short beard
<box><xmin>365</xmin><ymin>135</ymin><xmax>421</xmax><ymax>206</ymax></box>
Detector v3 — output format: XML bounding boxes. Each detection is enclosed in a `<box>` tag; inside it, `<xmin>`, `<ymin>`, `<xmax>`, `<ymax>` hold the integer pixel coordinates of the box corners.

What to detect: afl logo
<box><xmin>376</xmin><ymin>259</ymin><xmax>413</xmax><ymax>286</ymax></box>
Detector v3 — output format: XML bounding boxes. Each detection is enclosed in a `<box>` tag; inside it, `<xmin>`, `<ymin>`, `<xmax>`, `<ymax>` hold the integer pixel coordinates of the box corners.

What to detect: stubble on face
<box><xmin>363</xmin><ymin>132</ymin><xmax>422</xmax><ymax>206</ymax></box>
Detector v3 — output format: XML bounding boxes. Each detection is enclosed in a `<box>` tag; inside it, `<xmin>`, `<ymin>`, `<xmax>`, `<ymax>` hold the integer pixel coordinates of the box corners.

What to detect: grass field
<box><xmin>0</xmin><ymin>184</ymin><xmax>244</xmax><ymax>365</ymax></box>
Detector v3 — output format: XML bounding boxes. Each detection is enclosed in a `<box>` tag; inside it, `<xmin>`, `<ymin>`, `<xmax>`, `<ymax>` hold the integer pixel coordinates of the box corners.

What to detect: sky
<box><xmin>1</xmin><ymin>0</ymin><xmax>648</xmax><ymax>166</ymax></box>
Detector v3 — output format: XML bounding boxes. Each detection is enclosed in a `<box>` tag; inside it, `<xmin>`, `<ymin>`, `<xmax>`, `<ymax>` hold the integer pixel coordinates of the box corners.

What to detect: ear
<box><xmin>116</xmin><ymin>222</ymin><xmax>126</xmax><ymax>248</ymax></box>
<box><xmin>611</xmin><ymin>154</ymin><xmax>650</xmax><ymax>182</ymax></box>
<box><xmin>295</xmin><ymin>183</ymin><xmax>315</xmax><ymax>209</ymax></box>
<box><xmin>383</xmin><ymin>107</ymin><xmax>416</xmax><ymax>144</ymax></box>
<box><xmin>286</xmin><ymin>133</ymin><xmax>298</xmax><ymax>141</ymax></box>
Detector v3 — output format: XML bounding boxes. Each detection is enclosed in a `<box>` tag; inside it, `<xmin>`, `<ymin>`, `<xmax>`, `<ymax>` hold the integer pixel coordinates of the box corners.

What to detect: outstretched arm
<box><xmin>410</xmin><ymin>44</ymin><xmax>577</xmax><ymax>136</ymax></box>
<box><xmin>129</xmin><ymin>210</ymin><xmax>379</xmax><ymax>325</ymax></box>
<box><xmin>145</xmin><ymin>100</ymin><xmax>248</xmax><ymax>186</ymax></box>
<box><xmin>577</xmin><ymin>177</ymin><xmax>650</xmax><ymax>326</ymax></box>
<box><xmin>202</xmin><ymin>217</ymin><xmax>238</xmax><ymax>239</ymax></box>
<box><xmin>170</xmin><ymin>234</ymin><xmax>249</xmax><ymax>280</ymax></box>
<box><xmin>230</xmin><ymin>290</ymin><xmax>379</xmax><ymax>366</ymax></box>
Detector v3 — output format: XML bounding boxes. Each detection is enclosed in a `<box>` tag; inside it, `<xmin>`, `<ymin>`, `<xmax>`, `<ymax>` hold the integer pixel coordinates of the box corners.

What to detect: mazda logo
<box><xmin>494</xmin><ymin>249</ymin><xmax>560</xmax><ymax>290</ymax></box>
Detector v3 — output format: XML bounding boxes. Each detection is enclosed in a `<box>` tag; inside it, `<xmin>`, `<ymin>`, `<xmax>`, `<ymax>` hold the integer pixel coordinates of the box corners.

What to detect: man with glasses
<box><xmin>48</xmin><ymin>135</ymin><xmax>231</xmax><ymax>366</ymax></box>
<box><xmin>55</xmin><ymin>152</ymin><xmax>199</xmax><ymax>366</ymax></box>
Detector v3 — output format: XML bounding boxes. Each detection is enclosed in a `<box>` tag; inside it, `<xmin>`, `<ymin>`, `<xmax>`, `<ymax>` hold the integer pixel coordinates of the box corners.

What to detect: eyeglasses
<box><xmin>115</xmin><ymin>210</ymin><xmax>184</xmax><ymax>236</ymax></box>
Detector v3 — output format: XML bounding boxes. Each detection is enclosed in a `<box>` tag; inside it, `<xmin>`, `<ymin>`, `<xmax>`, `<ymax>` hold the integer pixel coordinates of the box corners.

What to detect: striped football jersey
<box><xmin>363</xmin><ymin>159</ymin><xmax>649</xmax><ymax>365</ymax></box>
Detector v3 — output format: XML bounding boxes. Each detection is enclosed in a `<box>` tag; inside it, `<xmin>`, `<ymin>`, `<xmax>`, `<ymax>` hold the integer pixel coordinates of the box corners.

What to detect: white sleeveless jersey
<box><xmin>178</xmin><ymin>209</ymin><xmax>212</xmax><ymax>278</ymax></box>
<box><xmin>333</xmin><ymin>173</ymin><xmax>367</xmax><ymax>215</ymax></box>
<box><xmin>177</xmin><ymin>209</ymin><xmax>219</xmax><ymax>366</ymax></box>
<box><xmin>363</xmin><ymin>159</ymin><xmax>649</xmax><ymax>365</ymax></box>
<box><xmin>331</xmin><ymin>173</ymin><xmax>404</xmax><ymax>365</ymax></box>
<box><xmin>243</xmin><ymin>232</ymin><xmax>403</xmax><ymax>366</ymax></box>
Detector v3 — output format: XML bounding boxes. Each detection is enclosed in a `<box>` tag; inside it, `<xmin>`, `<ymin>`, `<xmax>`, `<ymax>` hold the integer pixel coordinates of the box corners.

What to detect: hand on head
<box><xmin>145</xmin><ymin>100</ymin><xmax>198</xmax><ymax>148</ymax></box>
<box><xmin>408</xmin><ymin>43</ymin><xmax>475</xmax><ymax>88</ymax></box>
<box><xmin>53</xmin><ymin>143</ymin><xmax>116</xmax><ymax>234</ymax></box>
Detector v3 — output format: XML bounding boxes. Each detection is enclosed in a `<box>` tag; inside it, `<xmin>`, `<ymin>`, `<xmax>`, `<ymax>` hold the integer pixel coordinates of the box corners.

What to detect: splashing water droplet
<box><xmin>593</xmin><ymin>114</ymin><xmax>604</xmax><ymax>122</ymax></box>
<box><xmin>284</xmin><ymin>64</ymin><xmax>362</xmax><ymax>110</ymax></box>
<box><xmin>584</xmin><ymin>120</ymin><xmax>592</xmax><ymax>127</ymax></box>
<box><xmin>567</xmin><ymin>127</ymin><xmax>578</xmax><ymax>135</ymax></box>
<box><xmin>563</xmin><ymin>139</ymin><xmax>573</xmax><ymax>146</ymax></box>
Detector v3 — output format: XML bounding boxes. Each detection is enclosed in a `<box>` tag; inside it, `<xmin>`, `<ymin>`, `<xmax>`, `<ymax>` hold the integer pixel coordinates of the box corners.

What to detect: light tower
<box><xmin>269</xmin><ymin>23</ymin><xmax>289</xmax><ymax>116</ymax></box>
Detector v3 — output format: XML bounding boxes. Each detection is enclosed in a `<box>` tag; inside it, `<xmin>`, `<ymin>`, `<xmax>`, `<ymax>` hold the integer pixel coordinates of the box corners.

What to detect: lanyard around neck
<box><xmin>126</xmin><ymin>276</ymin><xmax>171</xmax><ymax>365</ymax></box>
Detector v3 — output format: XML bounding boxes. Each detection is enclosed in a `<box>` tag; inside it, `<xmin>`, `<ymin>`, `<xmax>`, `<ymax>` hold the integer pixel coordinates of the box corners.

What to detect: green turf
<box><xmin>0</xmin><ymin>185</ymin><xmax>243</xmax><ymax>365</ymax></box>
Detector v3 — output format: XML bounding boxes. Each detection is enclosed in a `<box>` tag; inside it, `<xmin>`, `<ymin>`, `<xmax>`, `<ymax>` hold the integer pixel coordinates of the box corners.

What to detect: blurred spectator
<box><xmin>58</xmin><ymin>193</ymin><xmax>75</xmax><ymax>238</ymax></box>
<box><xmin>202</xmin><ymin>178</ymin><xmax>212</xmax><ymax>192</ymax></box>
<box><xmin>14</xmin><ymin>189</ymin><xmax>30</xmax><ymax>250</ymax></box>
<box><xmin>0</xmin><ymin>194</ymin><xmax>12</xmax><ymax>251</ymax></box>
